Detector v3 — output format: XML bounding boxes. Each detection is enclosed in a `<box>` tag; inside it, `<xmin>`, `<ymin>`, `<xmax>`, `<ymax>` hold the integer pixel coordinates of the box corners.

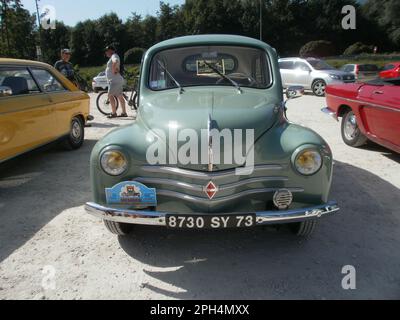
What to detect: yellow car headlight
<box><xmin>100</xmin><ymin>150</ymin><xmax>128</xmax><ymax>176</ymax></box>
<box><xmin>294</xmin><ymin>149</ymin><xmax>322</xmax><ymax>176</ymax></box>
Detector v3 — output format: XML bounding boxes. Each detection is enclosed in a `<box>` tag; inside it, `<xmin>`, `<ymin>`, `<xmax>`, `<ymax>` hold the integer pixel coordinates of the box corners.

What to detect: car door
<box><xmin>0</xmin><ymin>66</ymin><xmax>55</xmax><ymax>162</ymax></box>
<box><xmin>292</xmin><ymin>61</ymin><xmax>312</xmax><ymax>87</ymax></box>
<box><xmin>279</xmin><ymin>60</ymin><xmax>294</xmax><ymax>88</ymax></box>
<box><xmin>30</xmin><ymin>67</ymin><xmax>76</xmax><ymax>138</ymax></box>
<box><xmin>357</xmin><ymin>83</ymin><xmax>400</xmax><ymax>149</ymax></box>
<box><xmin>380</xmin><ymin>64</ymin><xmax>395</xmax><ymax>79</ymax></box>
<box><xmin>366</xmin><ymin>85</ymin><xmax>400</xmax><ymax>148</ymax></box>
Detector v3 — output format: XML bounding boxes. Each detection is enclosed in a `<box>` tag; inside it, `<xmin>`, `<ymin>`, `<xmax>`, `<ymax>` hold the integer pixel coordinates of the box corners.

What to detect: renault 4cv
<box><xmin>85</xmin><ymin>35</ymin><xmax>339</xmax><ymax>237</ymax></box>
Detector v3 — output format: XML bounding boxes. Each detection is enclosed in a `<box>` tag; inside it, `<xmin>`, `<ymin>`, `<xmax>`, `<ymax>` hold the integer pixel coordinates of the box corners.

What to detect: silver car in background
<box><xmin>340</xmin><ymin>63</ymin><xmax>380</xmax><ymax>81</ymax></box>
<box><xmin>279</xmin><ymin>57</ymin><xmax>355</xmax><ymax>96</ymax></box>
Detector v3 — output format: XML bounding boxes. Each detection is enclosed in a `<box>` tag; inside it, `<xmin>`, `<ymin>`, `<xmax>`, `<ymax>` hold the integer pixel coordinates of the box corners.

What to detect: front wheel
<box><xmin>96</xmin><ymin>92</ymin><xmax>119</xmax><ymax>115</ymax></box>
<box><xmin>341</xmin><ymin>110</ymin><xmax>368</xmax><ymax>147</ymax></box>
<box><xmin>63</xmin><ymin>116</ymin><xmax>84</xmax><ymax>150</ymax></box>
<box><xmin>312</xmin><ymin>80</ymin><xmax>326</xmax><ymax>97</ymax></box>
<box><xmin>103</xmin><ymin>220</ymin><xmax>133</xmax><ymax>236</ymax></box>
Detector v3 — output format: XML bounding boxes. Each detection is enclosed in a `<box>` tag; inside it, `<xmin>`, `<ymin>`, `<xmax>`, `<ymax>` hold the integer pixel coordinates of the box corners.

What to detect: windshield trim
<box><xmin>146</xmin><ymin>44</ymin><xmax>274</xmax><ymax>92</ymax></box>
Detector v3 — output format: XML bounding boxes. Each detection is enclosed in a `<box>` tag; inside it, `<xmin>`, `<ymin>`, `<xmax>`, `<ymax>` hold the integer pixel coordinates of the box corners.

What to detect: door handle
<box><xmin>373</xmin><ymin>90</ymin><xmax>384</xmax><ymax>95</ymax></box>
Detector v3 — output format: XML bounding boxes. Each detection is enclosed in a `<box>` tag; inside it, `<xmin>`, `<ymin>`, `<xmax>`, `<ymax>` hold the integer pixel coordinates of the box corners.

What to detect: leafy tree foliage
<box><xmin>343</xmin><ymin>42</ymin><xmax>374</xmax><ymax>55</ymax></box>
<box><xmin>0</xmin><ymin>0</ymin><xmax>399</xmax><ymax>66</ymax></box>
<box><xmin>300</xmin><ymin>40</ymin><xmax>336</xmax><ymax>57</ymax></box>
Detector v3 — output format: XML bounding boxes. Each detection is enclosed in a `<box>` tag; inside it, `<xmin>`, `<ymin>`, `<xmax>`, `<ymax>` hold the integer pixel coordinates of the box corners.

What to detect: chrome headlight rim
<box><xmin>99</xmin><ymin>147</ymin><xmax>129</xmax><ymax>176</ymax></box>
<box><xmin>292</xmin><ymin>146</ymin><xmax>323</xmax><ymax>176</ymax></box>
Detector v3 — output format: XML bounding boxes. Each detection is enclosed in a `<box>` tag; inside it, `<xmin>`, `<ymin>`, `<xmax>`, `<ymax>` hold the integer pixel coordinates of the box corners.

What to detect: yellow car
<box><xmin>0</xmin><ymin>58</ymin><xmax>91</xmax><ymax>163</ymax></box>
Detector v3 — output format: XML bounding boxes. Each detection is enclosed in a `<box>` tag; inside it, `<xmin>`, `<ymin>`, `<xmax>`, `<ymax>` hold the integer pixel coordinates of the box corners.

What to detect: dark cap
<box><xmin>61</xmin><ymin>48</ymin><xmax>71</xmax><ymax>54</ymax></box>
<box><xmin>105</xmin><ymin>45</ymin><xmax>116</xmax><ymax>51</ymax></box>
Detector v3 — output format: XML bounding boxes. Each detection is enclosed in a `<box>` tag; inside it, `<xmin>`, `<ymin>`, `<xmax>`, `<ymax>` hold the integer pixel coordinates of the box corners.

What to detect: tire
<box><xmin>103</xmin><ymin>220</ymin><xmax>133</xmax><ymax>236</ymax></box>
<box><xmin>96</xmin><ymin>92</ymin><xmax>119</xmax><ymax>115</ymax></box>
<box><xmin>312</xmin><ymin>79</ymin><xmax>326</xmax><ymax>97</ymax></box>
<box><xmin>341</xmin><ymin>110</ymin><xmax>368</xmax><ymax>147</ymax></box>
<box><xmin>127</xmin><ymin>91</ymin><xmax>138</xmax><ymax>110</ymax></box>
<box><xmin>63</xmin><ymin>116</ymin><xmax>84</xmax><ymax>150</ymax></box>
<box><xmin>290</xmin><ymin>220</ymin><xmax>318</xmax><ymax>237</ymax></box>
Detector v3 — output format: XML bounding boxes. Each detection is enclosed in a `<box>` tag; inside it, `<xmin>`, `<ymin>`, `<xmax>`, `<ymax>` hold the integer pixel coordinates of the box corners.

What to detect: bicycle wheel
<box><xmin>96</xmin><ymin>92</ymin><xmax>119</xmax><ymax>115</ymax></box>
<box><xmin>128</xmin><ymin>91</ymin><xmax>139</xmax><ymax>110</ymax></box>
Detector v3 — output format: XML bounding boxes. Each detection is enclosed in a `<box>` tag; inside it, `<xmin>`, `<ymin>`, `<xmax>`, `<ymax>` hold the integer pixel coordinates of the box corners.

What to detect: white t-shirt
<box><xmin>106</xmin><ymin>53</ymin><xmax>123</xmax><ymax>82</ymax></box>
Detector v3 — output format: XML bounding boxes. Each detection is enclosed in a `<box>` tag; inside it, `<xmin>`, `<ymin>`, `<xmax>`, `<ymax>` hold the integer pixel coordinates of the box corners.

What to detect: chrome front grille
<box><xmin>135</xmin><ymin>165</ymin><xmax>303</xmax><ymax>204</ymax></box>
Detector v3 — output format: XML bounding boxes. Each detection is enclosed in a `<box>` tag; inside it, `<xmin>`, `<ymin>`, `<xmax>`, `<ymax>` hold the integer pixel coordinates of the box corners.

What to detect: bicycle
<box><xmin>96</xmin><ymin>74</ymin><xmax>139</xmax><ymax>116</ymax></box>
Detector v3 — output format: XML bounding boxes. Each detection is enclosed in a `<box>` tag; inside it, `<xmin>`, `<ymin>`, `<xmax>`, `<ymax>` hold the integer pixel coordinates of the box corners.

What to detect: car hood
<box><xmin>138</xmin><ymin>88</ymin><xmax>280</xmax><ymax>171</ymax></box>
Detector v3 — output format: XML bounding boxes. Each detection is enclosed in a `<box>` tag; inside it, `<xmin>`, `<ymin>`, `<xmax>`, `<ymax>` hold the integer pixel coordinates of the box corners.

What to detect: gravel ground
<box><xmin>0</xmin><ymin>93</ymin><xmax>399</xmax><ymax>300</ymax></box>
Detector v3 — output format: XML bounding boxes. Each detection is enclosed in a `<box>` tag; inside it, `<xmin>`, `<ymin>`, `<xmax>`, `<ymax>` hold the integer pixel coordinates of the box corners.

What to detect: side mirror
<box><xmin>286</xmin><ymin>86</ymin><xmax>304</xmax><ymax>99</ymax></box>
<box><xmin>0</xmin><ymin>86</ymin><xmax>13</xmax><ymax>97</ymax></box>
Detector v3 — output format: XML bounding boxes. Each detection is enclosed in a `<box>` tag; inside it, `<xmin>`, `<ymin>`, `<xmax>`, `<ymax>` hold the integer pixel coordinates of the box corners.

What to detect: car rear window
<box><xmin>383</xmin><ymin>64</ymin><xmax>395</xmax><ymax>71</ymax></box>
<box><xmin>359</xmin><ymin>64</ymin><xmax>378</xmax><ymax>72</ymax></box>
<box><xmin>279</xmin><ymin>61</ymin><xmax>294</xmax><ymax>70</ymax></box>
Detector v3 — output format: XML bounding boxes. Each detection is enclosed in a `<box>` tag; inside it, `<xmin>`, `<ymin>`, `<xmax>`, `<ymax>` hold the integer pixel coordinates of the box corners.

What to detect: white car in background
<box><xmin>92</xmin><ymin>72</ymin><xmax>108</xmax><ymax>92</ymax></box>
<box><xmin>92</xmin><ymin>71</ymin><xmax>127</xmax><ymax>92</ymax></box>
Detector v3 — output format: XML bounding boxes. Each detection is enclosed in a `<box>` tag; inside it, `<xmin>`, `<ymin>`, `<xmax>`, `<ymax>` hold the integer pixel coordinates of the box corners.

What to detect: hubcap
<box><xmin>344</xmin><ymin>112</ymin><xmax>359</xmax><ymax>140</ymax></box>
<box><xmin>314</xmin><ymin>82</ymin><xmax>325</xmax><ymax>95</ymax></box>
<box><xmin>71</xmin><ymin>120</ymin><xmax>82</xmax><ymax>141</ymax></box>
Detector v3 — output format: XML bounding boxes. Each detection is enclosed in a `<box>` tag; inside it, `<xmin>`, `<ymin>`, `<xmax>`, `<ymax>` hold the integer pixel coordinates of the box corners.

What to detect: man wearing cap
<box><xmin>54</xmin><ymin>49</ymin><xmax>75</xmax><ymax>82</ymax></box>
<box><xmin>105</xmin><ymin>45</ymin><xmax>127</xmax><ymax>118</ymax></box>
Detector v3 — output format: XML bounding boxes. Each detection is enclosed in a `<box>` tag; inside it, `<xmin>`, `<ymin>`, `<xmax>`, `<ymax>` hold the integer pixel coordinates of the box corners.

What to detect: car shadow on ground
<box><xmin>119</xmin><ymin>160</ymin><xmax>400</xmax><ymax>299</ymax></box>
<box><xmin>0</xmin><ymin>140</ymin><xmax>97</xmax><ymax>263</ymax></box>
<box><xmin>360</xmin><ymin>143</ymin><xmax>400</xmax><ymax>164</ymax></box>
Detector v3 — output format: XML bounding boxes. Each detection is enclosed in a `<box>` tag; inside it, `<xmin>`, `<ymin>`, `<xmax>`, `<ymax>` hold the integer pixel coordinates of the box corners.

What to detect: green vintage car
<box><xmin>86</xmin><ymin>35</ymin><xmax>339</xmax><ymax>237</ymax></box>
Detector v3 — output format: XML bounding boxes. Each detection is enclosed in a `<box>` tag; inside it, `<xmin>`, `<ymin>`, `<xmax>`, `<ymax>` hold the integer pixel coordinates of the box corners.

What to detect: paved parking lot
<box><xmin>0</xmin><ymin>93</ymin><xmax>399</xmax><ymax>300</ymax></box>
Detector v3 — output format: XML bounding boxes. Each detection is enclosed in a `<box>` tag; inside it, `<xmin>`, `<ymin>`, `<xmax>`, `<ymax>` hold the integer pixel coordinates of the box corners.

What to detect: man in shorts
<box><xmin>105</xmin><ymin>45</ymin><xmax>127</xmax><ymax>118</ymax></box>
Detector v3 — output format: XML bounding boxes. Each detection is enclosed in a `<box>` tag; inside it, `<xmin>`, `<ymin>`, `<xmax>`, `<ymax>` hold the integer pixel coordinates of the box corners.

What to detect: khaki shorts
<box><xmin>108</xmin><ymin>78</ymin><xmax>124</xmax><ymax>96</ymax></box>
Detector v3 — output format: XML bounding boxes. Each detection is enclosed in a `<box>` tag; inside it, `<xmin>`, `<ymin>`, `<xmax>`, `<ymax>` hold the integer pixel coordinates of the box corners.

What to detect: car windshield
<box><xmin>307</xmin><ymin>59</ymin><xmax>335</xmax><ymax>70</ymax></box>
<box><xmin>149</xmin><ymin>45</ymin><xmax>271</xmax><ymax>90</ymax></box>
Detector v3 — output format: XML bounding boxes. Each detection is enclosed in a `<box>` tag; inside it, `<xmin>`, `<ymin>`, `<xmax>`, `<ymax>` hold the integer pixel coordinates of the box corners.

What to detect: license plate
<box><xmin>166</xmin><ymin>214</ymin><xmax>256</xmax><ymax>229</ymax></box>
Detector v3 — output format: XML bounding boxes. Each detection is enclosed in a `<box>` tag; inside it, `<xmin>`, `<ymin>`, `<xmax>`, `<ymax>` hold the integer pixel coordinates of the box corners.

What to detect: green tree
<box><xmin>141</xmin><ymin>15</ymin><xmax>158</xmax><ymax>49</ymax></box>
<box><xmin>157</xmin><ymin>2</ymin><xmax>185</xmax><ymax>41</ymax></box>
<box><xmin>363</xmin><ymin>0</ymin><xmax>400</xmax><ymax>50</ymax></box>
<box><xmin>0</xmin><ymin>0</ymin><xmax>37</xmax><ymax>59</ymax></box>
<box><xmin>126</xmin><ymin>13</ymin><xmax>145</xmax><ymax>49</ymax></box>
<box><xmin>41</xmin><ymin>21</ymin><xmax>71</xmax><ymax>64</ymax></box>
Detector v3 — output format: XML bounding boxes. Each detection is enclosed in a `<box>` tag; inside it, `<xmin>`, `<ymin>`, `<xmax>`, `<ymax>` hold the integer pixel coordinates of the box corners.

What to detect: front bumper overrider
<box><xmin>85</xmin><ymin>201</ymin><xmax>340</xmax><ymax>227</ymax></box>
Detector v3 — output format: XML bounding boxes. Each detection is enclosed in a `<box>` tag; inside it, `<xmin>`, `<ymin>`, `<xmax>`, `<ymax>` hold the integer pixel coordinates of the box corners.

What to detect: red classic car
<box><xmin>322</xmin><ymin>78</ymin><xmax>400</xmax><ymax>154</ymax></box>
<box><xmin>379</xmin><ymin>62</ymin><xmax>400</xmax><ymax>79</ymax></box>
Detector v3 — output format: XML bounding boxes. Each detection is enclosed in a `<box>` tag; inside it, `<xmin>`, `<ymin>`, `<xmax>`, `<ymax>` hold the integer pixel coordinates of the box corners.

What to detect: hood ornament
<box><xmin>208</xmin><ymin>114</ymin><xmax>214</xmax><ymax>172</ymax></box>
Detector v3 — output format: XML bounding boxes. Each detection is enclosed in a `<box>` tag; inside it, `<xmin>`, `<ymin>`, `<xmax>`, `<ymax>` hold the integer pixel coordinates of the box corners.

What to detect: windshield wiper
<box><xmin>204</xmin><ymin>61</ymin><xmax>242</xmax><ymax>94</ymax></box>
<box><xmin>157</xmin><ymin>60</ymin><xmax>184</xmax><ymax>94</ymax></box>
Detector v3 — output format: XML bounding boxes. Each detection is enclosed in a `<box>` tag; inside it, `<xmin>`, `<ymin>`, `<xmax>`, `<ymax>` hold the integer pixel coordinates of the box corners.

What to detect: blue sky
<box><xmin>21</xmin><ymin>0</ymin><xmax>185</xmax><ymax>26</ymax></box>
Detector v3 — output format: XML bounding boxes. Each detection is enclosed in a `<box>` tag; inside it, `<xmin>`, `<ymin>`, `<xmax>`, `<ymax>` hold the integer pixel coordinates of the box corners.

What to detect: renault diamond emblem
<box><xmin>204</xmin><ymin>181</ymin><xmax>218</xmax><ymax>200</ymax></box>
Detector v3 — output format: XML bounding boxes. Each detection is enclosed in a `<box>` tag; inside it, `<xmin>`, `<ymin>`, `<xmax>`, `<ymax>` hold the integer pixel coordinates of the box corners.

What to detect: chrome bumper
<box><xmin>85</xmin><ymin>201</ymin><xmax>340</xmax><ymax>227</ymax></box>
<box><xmin>321</xmin><ymin>107</ymin><xmax>339</xmax><ymax>121</ymax></box>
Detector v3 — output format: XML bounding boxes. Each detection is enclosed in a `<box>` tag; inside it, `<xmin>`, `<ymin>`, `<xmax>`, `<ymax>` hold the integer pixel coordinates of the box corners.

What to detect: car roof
<box><xmin>0</xmin><ymin>58</ymin><xmax>52</xmax><ymax>69</ymax></box>
<box><xmin>385</xmin><ymin>62</ymin><xmax>400</xmax><ymax>66</ymax></box>
<box><xmin>147</xmin><ymin>35</ymin><xmax>273</xmax><ymax>54</ymax></box>
<box><xmin>279</xmin><ymin>57</ymin><xmax>304</xmax><ymax>61</ymax></box>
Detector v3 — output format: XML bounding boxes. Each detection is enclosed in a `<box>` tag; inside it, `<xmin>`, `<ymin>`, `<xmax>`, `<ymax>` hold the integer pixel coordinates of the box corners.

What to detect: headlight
<box><xmin>100</xmin><ymin>150</ymin><xmax>128</xmax><ymax>176</ymax></box>
<box><xmin>294</xmin><ymin>149</ymin><xmax>322</xmax><ymax>176</ymax></box>
<box><xmin>329</xmin><ymin>74</ymin><xmax>341</xmax><ymax>80</ymax></box>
